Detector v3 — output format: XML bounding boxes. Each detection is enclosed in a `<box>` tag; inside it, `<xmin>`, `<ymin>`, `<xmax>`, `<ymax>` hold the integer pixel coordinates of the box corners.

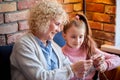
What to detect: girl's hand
<box><xmin>97</xmin><ymin>62</ymin><xmax>108</xmax><ymax>72</ymax></box>
<box><xmin>91</xmin><ymin>54</ymin><xmax>107</xmax><ymax>72</ymax></box>
<box><xmin>71</xmin><ymin>60</ymin><xmax>93</xmax><ymax>78</ymax></box>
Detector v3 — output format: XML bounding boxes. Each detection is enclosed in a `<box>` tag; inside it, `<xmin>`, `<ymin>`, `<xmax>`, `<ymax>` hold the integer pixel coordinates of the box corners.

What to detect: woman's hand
<box><xmin>71</xmin><ymin>60</ymin><xmax>93</xmax><ymax>79</ymax></box>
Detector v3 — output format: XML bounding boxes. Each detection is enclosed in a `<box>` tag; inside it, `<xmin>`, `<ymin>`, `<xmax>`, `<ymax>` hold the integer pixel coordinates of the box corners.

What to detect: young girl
<box><xmin>62</xmin><ymin>13</ymin><xmax>120</xmax><ymax>80</ymax></box>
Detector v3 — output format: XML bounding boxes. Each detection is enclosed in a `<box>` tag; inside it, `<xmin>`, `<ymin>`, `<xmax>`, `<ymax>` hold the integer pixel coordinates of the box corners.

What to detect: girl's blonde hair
<box><xmin>28</xmin><ymin>0</ymin><xmax>68</xmax><ymax>34</ymax></box>
<box><xmin>63</xmin><ymin>13</ymin><xmax>97</xmax><ymax>59</ymax></box>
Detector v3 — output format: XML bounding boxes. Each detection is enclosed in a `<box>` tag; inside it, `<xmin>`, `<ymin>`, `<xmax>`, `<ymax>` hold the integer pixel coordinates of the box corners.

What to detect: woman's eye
<box><xmin>55</xmin><ymin>22</ymin><xmax>60</xmax><ymax>26</ymax></box>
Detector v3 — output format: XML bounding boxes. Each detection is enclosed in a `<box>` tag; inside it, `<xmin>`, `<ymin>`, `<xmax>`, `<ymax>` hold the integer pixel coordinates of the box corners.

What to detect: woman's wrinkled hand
<box><xmin>71</xmin><ymin>60</ymin><xmax>93</xmax><ymax>79</ymax></box>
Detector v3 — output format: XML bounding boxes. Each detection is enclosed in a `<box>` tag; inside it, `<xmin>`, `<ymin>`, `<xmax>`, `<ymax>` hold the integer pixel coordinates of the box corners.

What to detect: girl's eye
<box><xmin>71</xmin><ymin>36</ymin><xmax>76</xmax><ymax>38</ymax></box>
<box><xmin>79</xmin><ymin>35</ymin><xmax>83</xmax><ymax>38</ymax></box>
<box><xmin>71</xmin><ymin>35</ymin><xmax>84</xmax><ymax>39</ymax></box>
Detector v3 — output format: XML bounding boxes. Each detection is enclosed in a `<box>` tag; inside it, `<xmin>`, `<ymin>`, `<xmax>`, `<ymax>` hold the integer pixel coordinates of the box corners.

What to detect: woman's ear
<box><xmin>62</xmin><ymin>32</ymin><xmax>66</xmax><ymax>40</ymax></box>
<box><xmin>60</xmin><ymin>25</ymin><xmax>64</xmax><ymax>31</ymax></box>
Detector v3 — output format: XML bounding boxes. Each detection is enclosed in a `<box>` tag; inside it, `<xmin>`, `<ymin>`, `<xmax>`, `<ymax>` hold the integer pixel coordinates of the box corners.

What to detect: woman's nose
<box><xmin>56</xmin><ymin>26</ymin><xmax>61</xmax><ymax>32</ymax></box>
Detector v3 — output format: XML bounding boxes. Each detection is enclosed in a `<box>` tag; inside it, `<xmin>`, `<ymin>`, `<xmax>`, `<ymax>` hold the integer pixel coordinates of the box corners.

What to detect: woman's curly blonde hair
<box><xmin>28</xmin><ymin>0</ymin><xmax>68</xmax><ymax>34</ymax></box>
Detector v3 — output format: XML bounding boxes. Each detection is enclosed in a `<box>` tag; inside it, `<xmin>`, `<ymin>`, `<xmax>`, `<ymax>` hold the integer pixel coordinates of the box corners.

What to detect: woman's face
<box><xmin>63</xmin><ymin>25</ymin><xmax>85</xmax><ymax>49</ymax></box>
<box><xmin>45</xmin><ymin>19</ymin><xmax>63</xmax><ymax>40</ymax></box>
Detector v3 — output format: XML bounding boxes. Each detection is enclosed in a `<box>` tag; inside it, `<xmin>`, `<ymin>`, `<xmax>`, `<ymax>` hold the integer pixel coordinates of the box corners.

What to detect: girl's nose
<box><xmin>76</xmin><ymin>38</ymin><xmax>80</xmax><ymax>43</ymax></box>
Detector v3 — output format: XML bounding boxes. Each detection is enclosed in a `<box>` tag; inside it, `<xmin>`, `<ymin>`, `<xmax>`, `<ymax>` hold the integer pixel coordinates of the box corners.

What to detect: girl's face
<box><xmin>63</xmin><ymin>25</ymin><xmax>85</xmax><ymax>49</ymax></box>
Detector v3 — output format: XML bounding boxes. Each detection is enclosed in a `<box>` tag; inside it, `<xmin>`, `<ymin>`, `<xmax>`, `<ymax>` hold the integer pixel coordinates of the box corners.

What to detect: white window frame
<box><xmin>115</xmin><ymin>0</ymin><xmax>120</xmax><ymax>47</ymax></box>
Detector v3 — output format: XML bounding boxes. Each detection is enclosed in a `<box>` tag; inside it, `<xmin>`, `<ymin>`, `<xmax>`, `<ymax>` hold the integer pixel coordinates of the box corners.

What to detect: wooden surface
<box><xmin>101</xmin><ymin>44</ymin><xmax>120</xmax><ymax>55</ymax></box>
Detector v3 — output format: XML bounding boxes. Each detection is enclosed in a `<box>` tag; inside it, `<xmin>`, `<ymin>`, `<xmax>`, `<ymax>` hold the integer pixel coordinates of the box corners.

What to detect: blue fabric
<box><xmin>0</xmin><ymin>44</ymin><xmax>13</xmax><ymax>80</ymax></box>
<box><xmin>35</xmin><ymin>37</ymin><xmax>58</xmax><ymax>70</ymax></box>
<box><xmin>53</xmin><ymin>31</ymin><xmax>66</xmax><ymax>47</ymax></box>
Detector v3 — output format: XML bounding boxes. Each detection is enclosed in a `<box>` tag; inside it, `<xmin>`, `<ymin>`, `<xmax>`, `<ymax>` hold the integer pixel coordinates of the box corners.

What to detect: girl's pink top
<box><xmin>62</xmin><ymin>45</ymin><xmax>120</xmax><ymax>80</ymax></box>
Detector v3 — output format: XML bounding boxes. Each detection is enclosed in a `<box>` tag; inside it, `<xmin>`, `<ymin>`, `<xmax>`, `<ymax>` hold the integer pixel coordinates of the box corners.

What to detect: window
<box><xmin>115</xmin><ymin>0</ymin><xmax>120</xmax><ymax>47</ymax></box>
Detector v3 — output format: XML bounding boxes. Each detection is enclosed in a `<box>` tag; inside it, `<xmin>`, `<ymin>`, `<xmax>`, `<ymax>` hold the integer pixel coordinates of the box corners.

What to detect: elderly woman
<box><xmin>10</xmin><ymin>0</ymin><xmax>93</xmax><ymax>80</ymax></box>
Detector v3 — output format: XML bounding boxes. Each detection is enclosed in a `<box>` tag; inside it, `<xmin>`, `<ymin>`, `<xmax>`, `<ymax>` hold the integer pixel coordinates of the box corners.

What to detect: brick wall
<box><xmin>86</xmin><ymin>0</ymin><xmax>116</xmax><ymax>47</ymax></box>
<box><xmin>0</xmin><ymin>0</ymin><xmax>39</xmax><ymax>46</ymax></box>
<box><xmin>0</xmin><ymin>0</ymin><xmax>116</xmax><ymax>47</ymax></box>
